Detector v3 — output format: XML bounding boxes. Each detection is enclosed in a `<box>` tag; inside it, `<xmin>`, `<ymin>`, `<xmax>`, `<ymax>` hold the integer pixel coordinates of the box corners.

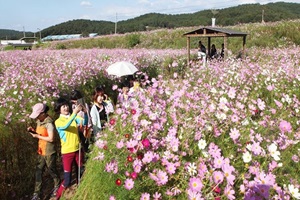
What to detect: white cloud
<box><xmin>80</xmin><ymin>15</ymin><xmax>91</xmax><ymax>20</ymax></box>
<box><xmin>81</xmin><ymin>1</ymin><xmax>92</xmax><ymax>7</ymax></box>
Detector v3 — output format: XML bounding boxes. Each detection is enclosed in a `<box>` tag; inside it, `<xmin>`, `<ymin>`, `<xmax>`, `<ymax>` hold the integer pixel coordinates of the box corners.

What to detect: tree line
<box><xmin>0</xmin><ymin>2</ymin><xmax>299</xmax><ymax>40</ymax></box>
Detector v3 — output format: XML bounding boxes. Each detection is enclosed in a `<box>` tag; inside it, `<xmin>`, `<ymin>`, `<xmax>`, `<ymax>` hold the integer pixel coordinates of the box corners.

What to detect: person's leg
<box><xmin>56</xmin><ymin>152</ymin><xmax>75</xmax><ymax>199</ymax></box>
<box><xmin>33</xmin><ymin>155</ymin><xmax>46</xmax><ymax>197</ymax></box>
<box><xmin>45</xmin><ymin>153</ymin><xmax>61</xmax><ymax>187</ymax></box>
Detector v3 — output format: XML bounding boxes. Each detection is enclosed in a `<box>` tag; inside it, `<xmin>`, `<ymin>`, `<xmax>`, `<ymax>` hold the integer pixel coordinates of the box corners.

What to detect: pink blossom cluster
<box><xmin>93</xmin><ymin>46</ymin><xmax>300</xmax><ymax>199</ymax></box>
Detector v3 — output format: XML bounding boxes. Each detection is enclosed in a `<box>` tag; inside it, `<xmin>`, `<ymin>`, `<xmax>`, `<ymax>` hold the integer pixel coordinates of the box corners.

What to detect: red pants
<box><xmin>56</xmin><ymin>150</ymin><xmax>84</xmax><ymax>199</ymax></box>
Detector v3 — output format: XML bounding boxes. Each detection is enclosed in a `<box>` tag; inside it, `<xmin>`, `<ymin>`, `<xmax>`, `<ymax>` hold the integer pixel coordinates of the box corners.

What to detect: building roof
<box><xmin>42</xmin><ymin>34</ymin><xmax>82</xmax><ymax>41</ymax></box>
<box><xmin>184</xmin><ymin>26</ymin><xmax>248</xmax><ymax>37</ymax></box>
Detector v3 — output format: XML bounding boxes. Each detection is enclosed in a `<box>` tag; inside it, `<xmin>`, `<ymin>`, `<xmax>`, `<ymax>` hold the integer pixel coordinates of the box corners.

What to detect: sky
<box><xmin>0</xmin><ymin>0</ymin><xmax>299</xmax><ymax>32</ymax></box>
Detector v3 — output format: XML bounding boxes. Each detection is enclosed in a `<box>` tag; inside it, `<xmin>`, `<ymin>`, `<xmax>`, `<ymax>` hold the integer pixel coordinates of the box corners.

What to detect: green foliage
<box><xmin>27</xmin><ymin>19</ymin><xmax>299</xmax><ymax>53</ymax></box>
<box><xmin>125</xmin><ymin>34</ymin><xmax>141</xmax><ymax>48</ymax></box>
<box><xmin>55</xmin><ymin>43</ymin><xmax>67</xmax><ymax>50</ymax></box>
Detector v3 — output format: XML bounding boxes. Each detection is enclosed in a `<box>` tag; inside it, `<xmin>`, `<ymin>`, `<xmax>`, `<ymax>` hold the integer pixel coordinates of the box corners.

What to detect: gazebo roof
<box><xmin>184</xmin><ymin>26</ymin><xmax>248</xmax><ymax>37</ymax></box>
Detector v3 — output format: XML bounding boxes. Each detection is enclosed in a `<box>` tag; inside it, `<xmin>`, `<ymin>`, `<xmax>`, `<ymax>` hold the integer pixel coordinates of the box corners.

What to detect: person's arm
<box><xmin>32</xmin><ymin>123</ymin><xmax>55</xmax><ymax>142</ymax></box>
<box><xmin>90</xmin><ymin>105</ymin><xmax>101</xmax><ymax>132</ymax></box>
<box><xmin>55</xmin><ymin>104</ymin><xmax>82</xmax><ymax>131</ymax></box>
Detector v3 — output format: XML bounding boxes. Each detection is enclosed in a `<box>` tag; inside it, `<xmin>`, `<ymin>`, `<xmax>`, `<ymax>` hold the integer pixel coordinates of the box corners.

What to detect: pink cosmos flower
<box><xmin>279</xmin><ymin>120</ymin><xmax>292</xmax><ymax>133</ymax></box>
<box><xmin>213</xmin><ymin>171</ymin><xmax>224</xmax><ymax>184</ymax></box>
<box><xmin>222</xmin><ymin>164</ymin><xmax>235</xmax><ymax>186</ymax></box>
<box><xmin>224</xmin><ymin>185</ymin><xmax>236</xmax><ymax>199</ymax></box>
<box><xmin>189</xmin><ymin>177</ymin><xmax>203</xmax><ymax>192</ymax></box>
<box><xmin>140</xmin><ymin>192</ymin><xmax>150</xmax><ymax>200</ymax></box>
<box><xmin>166</xmin><ymin>162</ymin><xmax>176</xmax><ymax>175</ymax></box>
<box><xmin>292</xmin><ymin>155</ymin><xmax>299</xmax><ymax>163</ymax></box>
<box><xmin>274</xmin><ymin>99</ymin><xmax>283</xmax><ymax>108</ymax></box>
<box><xmin>257</xmin><ymin>98</ymin><xmax>266</xmax><ymax>110</ymax></box>
<box><xmin>213</xmin><ymin>156</ymin><xmax>224</xmax><ymax>169</ymax></box>
<box><xmin>116</xmin><ymin>140</ymin><xmax>124</xmax><ymax>149</ymax></box>
<box><xmin>109</xmin><ymin>195</ymin><xmax>116</xmax><ymax>200</ymax></box>
<box><xmin>267</xmin><ymin>85</ymin><xmax>274</xmax><ymax>91</ymax></box>
<box><xmin>112</xmin><ymin>84</ymin><xmax>118</xmax><ymax>90</ymax></box>
<box><xmin>187</xmin><ymin>189</ymin><xmax>202</xmax><ymax>200</ymax></box>
<box><xmin>251</xmin><ymin>142</ymin><xmax>262</xmax><ymax>156</ymax></box>
<box><xmin>124</xmin><ymin>178</ymin><xmax>134</xmax><ymax>190</ymax></box>
<box><xmin>156</xmin><ymin>170</ymin><xmax>168</xmax><ymax>186</ymax></box>
<box><xmin>126</xmin><ymin>139</ymin><xmax>138</xmax><ymax>149</ymax></box>
<box><xmin>229</xmin><ymin>128</ymin><xmax>240</xmax><ymax>141</ymax></box>
<box><xmin>152</xmin><ymin>192</ymin><xmax>162</xmax><ymax>200</ymax></box>
<box><xmin>142</xmin><ymin>151</ymin><xmax>154</xmax><ymax>164</ymax></box>
<box><xmin>228</xmin><ymin>87</ymin><xmax>236</xmax><ymax>99</ymax></box>
<box><xmin>231</xmin><ymin>114</ymin><xmax>240</xmax><ymax>123</ymax></box>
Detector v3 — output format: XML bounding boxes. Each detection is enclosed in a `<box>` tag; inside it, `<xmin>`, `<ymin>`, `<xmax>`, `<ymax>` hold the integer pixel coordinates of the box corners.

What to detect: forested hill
<box><xmin>1</xmin><ymin>2</ymin><xmax>300</xmax><ymax>40</ymax></box>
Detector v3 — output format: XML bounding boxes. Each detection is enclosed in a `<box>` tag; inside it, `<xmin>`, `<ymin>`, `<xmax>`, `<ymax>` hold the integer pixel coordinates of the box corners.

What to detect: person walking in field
<box><xmin>54</xmin><ymin>98</ymin><xmax>87</xmax><ymax>199</ymax></box>
<box><xmin>28</xmin><ymin>103</ymin><xmax>61</xmax><ymax>200</ymax></box>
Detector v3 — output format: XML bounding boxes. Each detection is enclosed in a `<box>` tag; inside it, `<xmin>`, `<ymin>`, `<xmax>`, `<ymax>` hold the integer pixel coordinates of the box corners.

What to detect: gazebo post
<box><xmin>243</xmin><ymin>36</ymin><xmax>246</xmax><ymax>59</ymax></box>
<box><xmin>208</xmin><ymin>37</ymin><xmax>211</xmax><ymax>59</ymax></box>
<box><xmin>187</xmin><ymin>36</ymin><xmax>190</xmax><ymax>65</ymax></box>
<box><xmin>224</xmin><ymin>36</ymin><xmax>228</xmax><ymax>59</ymax></box>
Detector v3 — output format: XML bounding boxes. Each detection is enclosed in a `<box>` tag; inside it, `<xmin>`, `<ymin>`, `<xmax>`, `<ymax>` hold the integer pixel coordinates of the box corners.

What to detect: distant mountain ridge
<box><xmin>0</xmin><ymin>2</ymin><xmax>299</xmax><ymax>40</ymax></box>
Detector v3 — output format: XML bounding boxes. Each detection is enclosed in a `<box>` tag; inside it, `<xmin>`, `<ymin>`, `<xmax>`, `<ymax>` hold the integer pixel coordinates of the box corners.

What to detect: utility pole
<box><xmin>262</xmin><ymin>9</ymin><xmax>265</xmax><ymax>23</ymax></box>
<box><xmin>115</xmin><ymin>13</ymin><xmax>117</xmax><ymax>34</ymax></box>
<box><xmin>23</xmin><ymin>26</ymin><xmax>25</xmax><ymax>37</ymax></box>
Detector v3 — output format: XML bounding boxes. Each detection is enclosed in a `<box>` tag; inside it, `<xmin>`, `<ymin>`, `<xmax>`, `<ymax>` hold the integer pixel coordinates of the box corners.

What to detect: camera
<box><xmin>77</xmin><ymin>98</ymin><xmax>85</xmax><ymax>106</ymax></box>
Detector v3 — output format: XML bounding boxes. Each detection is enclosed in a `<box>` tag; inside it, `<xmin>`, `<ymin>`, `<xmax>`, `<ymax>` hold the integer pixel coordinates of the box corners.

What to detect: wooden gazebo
<box><xmin>183</xmin><ymin>27</ymin><xmax>248</xmax><ymax>63</ymax></box>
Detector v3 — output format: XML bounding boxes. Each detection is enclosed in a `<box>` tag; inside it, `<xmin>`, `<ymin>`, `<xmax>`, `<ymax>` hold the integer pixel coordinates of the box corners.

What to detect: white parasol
<box><xmin>106</xmin><ymin>61</ymin><xmax>138</xmax><ymax>77</ymax></box>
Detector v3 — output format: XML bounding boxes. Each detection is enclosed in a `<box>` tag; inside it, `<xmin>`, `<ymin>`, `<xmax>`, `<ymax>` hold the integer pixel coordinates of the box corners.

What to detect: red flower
<box><xmin>130</xmin><ymin>172</ymin><xmax>138</xmax><ymax>180</ymax></box>
<box><xmin>125</xmin><ymin>134</ymin><xmax>130</xmax><ymax>138</ymax></box>
<box><xmin>214</xmin><ymin>186</ymin><xmax>221</xmax><ymax>193</ymax></box>
<box><xmin>127</xmin><ymin>155</ymin><xmax>133</xmax><ymax>162</ymax></box>
<box><xmin>137</xmin><ymin>152</ymin><xmax>144</xmax><ymax>160</ymax></box>
<box><xmin>109</xmin><ymin>118</ymin><xmax>116</xmax><ymax>126</ymax></box>
<box><xmin>131</xmin><ymin>109</ymin><xmax>137</xmax><ymax>115</ymax></box>
<box><xmin>214</xmin><ymin>197</ymin><xmax>221</xmax><ymax>200</ymax></box>
<box><xmin>115</xmin><ymin>178</ymin><xmax>122</xmax><ymax>186</ymax></box>
<box><xmin>103</xmin><ymin>145</ymin><xmax>108</xmax><ymax>150</ymax></box>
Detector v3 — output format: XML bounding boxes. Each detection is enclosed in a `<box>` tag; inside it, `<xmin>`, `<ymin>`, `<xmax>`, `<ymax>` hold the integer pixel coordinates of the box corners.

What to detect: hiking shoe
<box><xmin>31</xmin><ymin>193</ymin><xmax>40</xmax><ymax>200</ymax></box>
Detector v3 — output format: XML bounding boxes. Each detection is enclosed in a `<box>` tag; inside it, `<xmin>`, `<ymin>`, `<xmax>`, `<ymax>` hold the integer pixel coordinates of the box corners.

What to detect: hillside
<box><xmin>0</xmin><ymin>2</ymin><xmax>299</xmax><ymax>40</ymax></box>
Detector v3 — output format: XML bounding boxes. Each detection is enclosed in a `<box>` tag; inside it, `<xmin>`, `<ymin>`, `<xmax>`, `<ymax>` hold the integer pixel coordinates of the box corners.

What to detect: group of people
<box><xmin>27</xmin><ymin>86</ymin><xmax>114</xmax><ymax>200</ymax></box>
<box><xmin>27</xmin><ymin>74</ymin><xmax>145</xmax><ymax>200</ymax></box>
<box><xmin>198</xmin><ymin>41</ymin><xmax>224</xmax><ymax>60</ymax></box>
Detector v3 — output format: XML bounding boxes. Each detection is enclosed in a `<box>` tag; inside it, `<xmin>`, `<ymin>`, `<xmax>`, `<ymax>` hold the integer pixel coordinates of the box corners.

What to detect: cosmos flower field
<box><xmin>0</xmin><ymin>47</ymin><xmax>300</xmax><ymax>199</ymax></box>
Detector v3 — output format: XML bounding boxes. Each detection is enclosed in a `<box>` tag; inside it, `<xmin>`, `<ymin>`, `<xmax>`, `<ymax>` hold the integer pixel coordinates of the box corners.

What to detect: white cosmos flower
<box><xmin>187</xmin><ymin>162</ymin><xmax>197</xmax><ymax>176</ymax></box>
<box><xmin>288</xmin><ymin>184</ymin><xmax>300</xmax><ymax>199</ymax></box>
<box><xmin>220</xmin><ymin>97</ymin><xmax>228</xmax><ymax>104</ymax></box>
<box><xmin>210</xmin><ymin>88</ymin><xmax>217</xmax><ymax>93</ymax></box>
<box><xmin>198</xmin><ymin>139</ymin><xmax>207</xmax><ymax>150</ymax></box>
<box><xmin>202</xmin><ymin>150</ymin><xmax>209</xmax><ymax>158</ymax></box>
<box><xmin>268</xmin><ymin>143</ymin><xmax>281</xmax><ymax>161</ymax></box>
<box><xmin>242</xmin><ymin>151</ymin><xmax>252</xmax><ymax>163</ymax></box>
<box><xmin>242</xmin><ymin>119</ymin><xmax>249</xmax><ymax>126</ymax></box>
<box><xmin>246</xmin><ymin>143</ymin><xmax>252</xmax><ymax>151</ymax></box>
